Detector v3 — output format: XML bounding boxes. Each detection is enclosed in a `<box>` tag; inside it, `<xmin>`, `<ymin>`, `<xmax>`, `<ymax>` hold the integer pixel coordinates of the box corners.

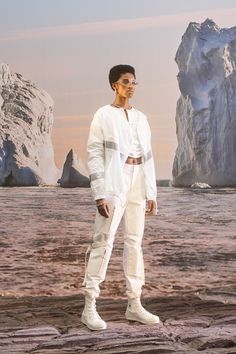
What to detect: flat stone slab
<box><xmin>0</xmin><ymin>186</ymin><xmax>235</xmax><ymax>353</ymax></box>
<box><xmin>0</xmin><ymin>294</ymin><xmax>235</xmax><ymax>353</ymax></box>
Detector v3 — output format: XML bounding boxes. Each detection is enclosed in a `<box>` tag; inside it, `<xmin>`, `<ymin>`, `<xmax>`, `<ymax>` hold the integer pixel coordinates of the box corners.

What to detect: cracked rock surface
<box><xmin>0</xmin><ymin>186</ymin><xmax>235</xmax><ymax>353</ymax></box>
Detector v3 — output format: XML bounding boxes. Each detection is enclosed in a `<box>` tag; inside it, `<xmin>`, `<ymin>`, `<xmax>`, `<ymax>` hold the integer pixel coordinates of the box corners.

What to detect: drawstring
<box><xmin>82</xmin><ymin>244</ymin><xmax>92</xmax><ymax>286</ymax></box>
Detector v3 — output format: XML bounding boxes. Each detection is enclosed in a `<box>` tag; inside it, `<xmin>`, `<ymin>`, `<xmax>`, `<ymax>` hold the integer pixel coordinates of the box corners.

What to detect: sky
<box><xmin>0</xmin><ymin>0</ymin><xmax>236</xmax><ymax>179</ymax></box>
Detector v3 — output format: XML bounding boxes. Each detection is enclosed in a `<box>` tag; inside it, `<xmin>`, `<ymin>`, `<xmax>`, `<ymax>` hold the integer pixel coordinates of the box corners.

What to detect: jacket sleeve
<box><xmin>143</xmin><ymin>117</ymin><xmax>157</xmax><ymax>201</ymax></box>
<box><xmin>145</xmin><ymin>152</ymin><xmax>157</xmax><ymax>201</ymax></box>
<box><xmin>87</xmin><ymin>112</ymin><xmax>105</xmax><ymax>201</ymax></box>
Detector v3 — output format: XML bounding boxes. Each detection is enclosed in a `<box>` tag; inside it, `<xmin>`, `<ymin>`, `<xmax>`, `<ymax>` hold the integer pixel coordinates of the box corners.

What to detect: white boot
<box><xmin>81</xmin><ymin>296</ymin><xmax>107</xmax><ymax>330</ymax></box>
<box><xmin>125</xmin><ymin>297</ymin><xmax>160</xmax><ymax>324</ymax></box>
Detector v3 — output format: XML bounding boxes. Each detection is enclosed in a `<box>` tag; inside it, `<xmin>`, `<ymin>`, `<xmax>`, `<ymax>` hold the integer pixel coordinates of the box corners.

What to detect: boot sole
<box><xmin>81</xmin><ymin>314</ymin><xmax>107</xmax><ymax>331</ymax></box>
<box><xmin>125</xmin><ymin>311</ymin><xmax>160</xmax><ymax>324</ymax></box>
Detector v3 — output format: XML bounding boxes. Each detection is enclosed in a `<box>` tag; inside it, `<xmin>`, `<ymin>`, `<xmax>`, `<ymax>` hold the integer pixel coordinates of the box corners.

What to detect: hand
<box><xmin>96</xmin><ymin>198</ymin><xmax>110</xmax><ymax>218</ymax></box>
<box><xmin>145</xmin><ymin>200</ymin><xmax>158</xmax><ymax>216</ymax></box>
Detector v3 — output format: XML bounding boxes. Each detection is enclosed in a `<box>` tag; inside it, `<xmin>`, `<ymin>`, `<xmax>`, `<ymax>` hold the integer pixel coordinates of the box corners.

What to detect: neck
<box><xmin>112</xmin><ymin>96</ymin><xmax>131</xmax><ymax>109</ymax></box>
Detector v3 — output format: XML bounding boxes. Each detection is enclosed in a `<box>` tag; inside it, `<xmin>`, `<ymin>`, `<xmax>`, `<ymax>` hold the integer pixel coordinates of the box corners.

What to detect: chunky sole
<box><xmin>125</xmin><ymin>310</ymin><xmax>160</xmax><ymax>324</ymax></box>
<box><xmin>81</xmin><ymin>313</ymin><xmax>107</xmax><ymax>331</ymax></box>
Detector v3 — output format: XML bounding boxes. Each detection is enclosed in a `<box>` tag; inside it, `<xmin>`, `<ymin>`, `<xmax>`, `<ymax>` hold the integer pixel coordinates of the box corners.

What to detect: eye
<box><xmin>122</xmin><ymin>79</ymin><xmax>130</xmax><ymax>84</ymax></box>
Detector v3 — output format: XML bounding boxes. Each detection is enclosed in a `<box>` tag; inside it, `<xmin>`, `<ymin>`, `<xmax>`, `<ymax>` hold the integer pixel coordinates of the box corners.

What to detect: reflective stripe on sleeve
<box><xmin>89</xmin><ymin>171</ymin><xmax>105</xmax><ymax>181</ymax></box>
<box><xmin>143</xmin><ymin>150</ymin><xmax>152</xmax><ymax>162</ymax></box>
<box><xmin>103</xmin><ymin>140</ymin><xmax>118</xmax><ymax>150</ymax></box>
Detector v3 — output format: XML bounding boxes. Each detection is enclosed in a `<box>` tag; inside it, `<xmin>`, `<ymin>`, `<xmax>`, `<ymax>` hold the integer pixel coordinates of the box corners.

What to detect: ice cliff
<box><xmin>0</xmin><ymin>63</ymin><xmax>60</xmax><ymax>186</ymax></box>
<box><xmin>58</xmin><ymin>149</ymin><xmax>90</xmax><ymax>187</ymax></box>
<box><xmin>172</xmin><ymin>19</ymin><xmax>236</xmax><ymax>187</ymax></box>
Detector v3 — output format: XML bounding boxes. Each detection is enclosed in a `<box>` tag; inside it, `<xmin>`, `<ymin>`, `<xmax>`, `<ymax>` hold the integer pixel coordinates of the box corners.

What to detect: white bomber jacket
<box><xmin>87</xmin><ymin>104</ymin><xmax>157</xmax><ymax>203</ymax></box>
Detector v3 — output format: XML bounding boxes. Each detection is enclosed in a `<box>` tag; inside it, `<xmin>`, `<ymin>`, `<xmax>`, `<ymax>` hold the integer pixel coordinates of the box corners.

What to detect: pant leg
<box><xmin>123</xmin><ymin>164</ymin><xmax>146</xmax><ymax>299</ymax></box>
<box><xmin>82</xmin><ymin>195</ymin><xmax>125</xmax><ymax>298</ymax></box>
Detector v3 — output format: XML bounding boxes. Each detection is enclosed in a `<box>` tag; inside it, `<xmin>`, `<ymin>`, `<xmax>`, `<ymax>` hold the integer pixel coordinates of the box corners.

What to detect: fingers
<box><xmin>97</xmin><ymin>202</ymin><xmax>110</xmax><ymax>218</ymax></box>
<box><xmin>103</xmin><ymin>203</ymin><xmax>110</xmax><ymax>218</ymax></box>
<box><xmin>145</xmin><ymin>201</ymin><xmax>152</xmax><ymax>215</ymax></box>
<box><xmin>96</xmin><ymin>199</ymin><xmax>158</xmax><ymax>218</ymax></box>
<box><xmin>145</xmin><ymin>201</ymin><xmax>153</xmax><ymax>215</ymax></box>
<box><xmin>145</xmin><ymin>200</ymin><xmax>158</xmax><ymax>216</ymax></box>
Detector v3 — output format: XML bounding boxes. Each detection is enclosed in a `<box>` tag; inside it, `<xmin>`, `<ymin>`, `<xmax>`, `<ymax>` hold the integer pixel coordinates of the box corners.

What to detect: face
<box><xmin>112</xmin><ymin>72</ymin><xmax>138</xmax><ymax>98</ymax></box>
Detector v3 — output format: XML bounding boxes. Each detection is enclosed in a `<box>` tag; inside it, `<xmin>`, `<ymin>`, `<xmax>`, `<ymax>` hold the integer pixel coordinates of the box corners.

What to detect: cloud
<box><xmin>0</xmin><ymin>7</ymin><xmax>236</xmax><ymax>42</ymax></box>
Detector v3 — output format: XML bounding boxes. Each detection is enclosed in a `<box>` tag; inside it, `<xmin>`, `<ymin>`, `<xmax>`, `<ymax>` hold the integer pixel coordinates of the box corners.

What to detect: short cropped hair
<box><xmin>109</xmin><ymin>64</ymin><xmax>136</xmax><ymax>90</ymax></box>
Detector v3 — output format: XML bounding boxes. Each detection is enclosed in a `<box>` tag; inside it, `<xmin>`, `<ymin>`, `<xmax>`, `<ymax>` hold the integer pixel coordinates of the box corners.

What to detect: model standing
<box><xmin>81</xmin><ymin>64</ymin><xmax>160</xmax><ymax>330</ymax></box>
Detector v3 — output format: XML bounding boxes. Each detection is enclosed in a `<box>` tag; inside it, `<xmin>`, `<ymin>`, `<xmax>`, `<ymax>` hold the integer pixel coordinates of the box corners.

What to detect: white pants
<box><xmin>82</xmin><ymin>163</ymin><xmax>146</xmax><ymax>299</ymax></box>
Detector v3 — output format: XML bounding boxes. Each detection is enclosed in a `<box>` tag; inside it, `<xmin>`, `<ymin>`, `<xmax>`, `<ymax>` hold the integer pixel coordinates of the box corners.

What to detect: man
<box><xmin>81</xmin><ymin>64</ymin><xmax>160</xmax><ymax>330</ymax></box>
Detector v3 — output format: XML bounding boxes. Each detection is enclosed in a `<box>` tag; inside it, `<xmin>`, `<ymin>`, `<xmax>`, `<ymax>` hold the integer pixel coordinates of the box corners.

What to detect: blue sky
<box><xmin>1</xmin><ymin>0</ymin><xmax>236</xmax><ymax>178</ymax></box>
<box><xmin>1</xmin><ymin>0</ymin><xmax>236</xmax><ymax>30</ymax></box>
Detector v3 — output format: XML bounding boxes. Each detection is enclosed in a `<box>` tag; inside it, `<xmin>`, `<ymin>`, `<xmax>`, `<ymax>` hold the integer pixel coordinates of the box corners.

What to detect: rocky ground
<box><xmin>0</xmin><ymin>186</ymin><xmax>235</xmax><ymax>353</ymax></box>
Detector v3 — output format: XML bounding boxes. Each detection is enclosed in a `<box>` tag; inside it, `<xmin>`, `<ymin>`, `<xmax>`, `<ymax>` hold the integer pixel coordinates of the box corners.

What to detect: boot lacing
<box><xmin>130</xmin><ymin>298</ymin><xmax>150</xmax><ymax>315</ymax></box>
<box><xmin>87</xmin><ymin>299</ymin><xmax>96</xmax><ymax>313</ymax></box>
<box><xmin>85</xmin><ymin>298</ymin><xmax>103</xmax><ymax>321</ymax></box>
<box><xmin>130</xmin><ymin>297</ymin><xmax>142</xmax><ymax>308</ymax></box>
<box><xmin>87</xmin><ymin>301</ymin><xmax>97</xmax><ymax>312</ymax></box>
